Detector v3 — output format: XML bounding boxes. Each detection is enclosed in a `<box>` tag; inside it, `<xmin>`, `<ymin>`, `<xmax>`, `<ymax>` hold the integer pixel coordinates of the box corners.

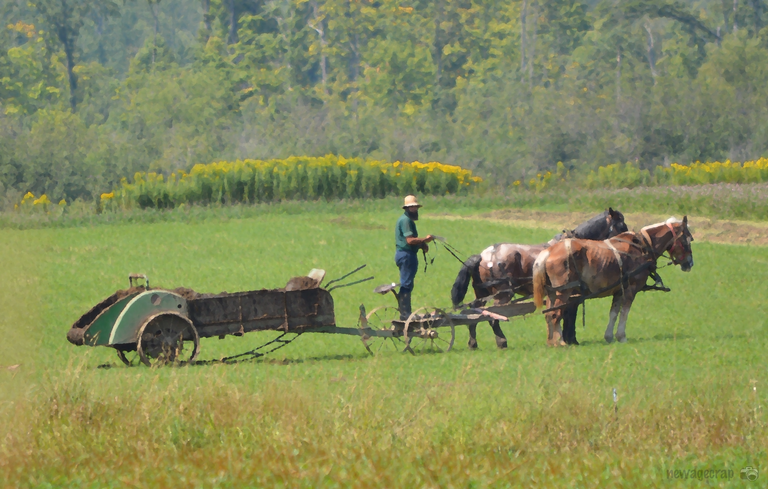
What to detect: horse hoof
<box><xmin>617</xmin><ymin>336</ymin><xmax>627</xmax><ymax>343</ymax></box>
<box><xmin>604</xmin><ymin>336</ymin><xmax>614</xmax><ymax>344</ymax></box>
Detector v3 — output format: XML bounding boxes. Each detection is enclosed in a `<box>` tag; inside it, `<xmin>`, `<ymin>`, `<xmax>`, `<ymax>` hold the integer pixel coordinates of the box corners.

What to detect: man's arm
<box><xmin>406</xmin><ymin>235</ymin><xmax>434</xmax><ymax>250</ymax></box>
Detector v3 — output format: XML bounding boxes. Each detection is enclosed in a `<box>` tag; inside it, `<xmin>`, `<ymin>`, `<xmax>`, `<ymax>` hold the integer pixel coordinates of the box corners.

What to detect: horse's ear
<box><xmin>608</xmin><ymin>207</ymin><xmax>614</xmax><ymax>214</ymax></box>
<box><xmin>683</xmin><ymin>215</ymin><xmax>693</xmax><ymax>240</ymax></box>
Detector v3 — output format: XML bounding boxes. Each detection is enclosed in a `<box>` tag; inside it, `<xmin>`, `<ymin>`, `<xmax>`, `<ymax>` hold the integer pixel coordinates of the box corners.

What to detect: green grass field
<box><xmin>1</xmin><ymin>202</ymin><xmax>766</xmax><ymax>487</ymax></box>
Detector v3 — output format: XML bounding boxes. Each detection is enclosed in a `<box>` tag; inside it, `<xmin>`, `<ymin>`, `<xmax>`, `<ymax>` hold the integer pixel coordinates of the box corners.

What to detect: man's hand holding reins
<box><xmin>406</xmin><ymin>234</ymin><xmax>434</xmax><ymax>252</ymax></box>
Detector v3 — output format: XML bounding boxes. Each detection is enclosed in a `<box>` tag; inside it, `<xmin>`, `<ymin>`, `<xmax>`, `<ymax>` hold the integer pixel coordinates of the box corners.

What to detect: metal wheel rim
<box><xmin>360</xmin><ymin>306</ymin><xmax>409</xmax><ymax>355</ymax></box>
<box><xmin>408</xmin><ymin>323</ymin><xmax>455</xmax><ymax>353</ymax></box>
<box><xmin>115</xmin><ymin>349</ymin><xmax>141</xmax><ymax>366</ymax></box>
<box><xmin>401</xmin><ymin>309</ymin><xmax>455</xmax><ymax>354</ymax></box>
<box><xmin>136</xmin><ymin>313</ymin><xmax>200</xmax><ymax>367</ymax></box>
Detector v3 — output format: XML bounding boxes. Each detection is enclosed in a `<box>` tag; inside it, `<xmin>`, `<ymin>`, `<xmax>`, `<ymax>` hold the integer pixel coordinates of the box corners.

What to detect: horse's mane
<box><xmin>571</xmin><ymin>210</ymin><xmax>609</xmax><ymax>239</ymax></box>
<box><xmin>641</xmin><ymin>217</ymin><xmax>680</xmax><ymax>233</ymax></box>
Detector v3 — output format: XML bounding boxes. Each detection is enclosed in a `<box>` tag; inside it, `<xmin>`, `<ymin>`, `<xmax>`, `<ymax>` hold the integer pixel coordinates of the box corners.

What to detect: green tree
<box><xmin>20</xmin><ymin>109</ymin><xmax>97</xmax><ymax>200</ymax></box>
<box><xmin>31</xmin><ymin>0</ymin><xmax>119</xmax><ymax>111</ymax></box>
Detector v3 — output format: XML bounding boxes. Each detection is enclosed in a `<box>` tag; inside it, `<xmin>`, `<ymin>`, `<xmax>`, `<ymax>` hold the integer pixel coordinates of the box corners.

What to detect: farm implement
<box><xmin>66</xmin><ymin>269</ymin><xmax>536</xmax><ymax>366</ymax></box>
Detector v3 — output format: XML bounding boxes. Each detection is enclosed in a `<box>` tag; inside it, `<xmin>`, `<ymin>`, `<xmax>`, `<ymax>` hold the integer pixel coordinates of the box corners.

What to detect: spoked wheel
<box><xmin>137</xmin><ymin>313</ymin><xmax>200</xmax><ymax>367</ymax></box>
<box><xmin>116</xmin><ymin>348</ymin><xmax>141</xmax><ymax>366</ymax></box>
<box><xmin>402</xmin><ymin>311</ymin><xmax>456</xmax><ymax>354</ymax></box>
<box><xmin>359</xmin><ymin>305</ymin><xmax>409</xmax><ymax>355</ymax></box>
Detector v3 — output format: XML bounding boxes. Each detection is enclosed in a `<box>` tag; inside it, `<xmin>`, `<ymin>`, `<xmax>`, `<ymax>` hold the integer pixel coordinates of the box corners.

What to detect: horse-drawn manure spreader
<box><xmin>67</xmin><ymin>268</ymin><xmax>536</xmax><ymax>366</ymax></box>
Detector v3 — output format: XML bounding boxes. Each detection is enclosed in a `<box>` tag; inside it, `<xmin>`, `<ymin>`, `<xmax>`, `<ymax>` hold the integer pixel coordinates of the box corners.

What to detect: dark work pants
<box><xmin>395</xmin><ymin>250</ymin><xmax>418</xmax><ymax>320</ymax></box>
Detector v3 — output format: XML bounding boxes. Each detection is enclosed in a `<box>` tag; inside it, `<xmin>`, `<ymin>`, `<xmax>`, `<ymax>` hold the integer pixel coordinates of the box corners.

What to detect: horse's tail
<box><xmin>532</xmin><ymin>250</ymin><xmax>550</xmax><ymax>309</ymax></box>
<box><xmin>451</xmin><ymin>254</ymin><xmax>482</xmax><ymax>307</ymax></box>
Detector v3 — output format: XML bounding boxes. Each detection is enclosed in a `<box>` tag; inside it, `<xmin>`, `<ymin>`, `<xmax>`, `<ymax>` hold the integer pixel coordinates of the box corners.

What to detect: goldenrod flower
<box><xmin>33</xmin><ymin>194</ymin><xmax>51</xmax><ymax>206</ymax></box>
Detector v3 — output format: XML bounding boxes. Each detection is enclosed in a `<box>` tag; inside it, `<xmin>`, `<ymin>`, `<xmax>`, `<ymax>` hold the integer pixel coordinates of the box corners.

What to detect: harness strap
<box><xmin>563</xmin><ymin>238</ymin><xmax>589</xmax><ymax>299</ymax></box>
<box><xmin>605</xmin><ymin>240</ymin><xmax>623</xmax><ymax>269</ymax></box>
<box><xmin>605</xmin><ymin>240</ymin><xmax>625</xmax><ymax>297</ymax></box>
<box><xmin>665</xmin><ymin>222</ymin><xmax>685</xmax><ymax>258</ymax></box>
<box><xmin>541</xmin><ymin>261</ymin><xmax>658</xmax><ymax>313</ymax></box>
<box><xmin>640</xmin><ymin>228</ymin><xmax>653</xmax><ymax>251</ymax></box>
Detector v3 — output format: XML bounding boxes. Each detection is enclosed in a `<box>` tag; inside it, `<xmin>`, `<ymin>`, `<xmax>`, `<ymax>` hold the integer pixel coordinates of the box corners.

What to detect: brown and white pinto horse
<box><xmin>532</xmin><ymin>217</ymin><xmax>694</xmax><ymax>346</ymax></box>
<box><xmin>451</xmin><ymin>209</ymin><xmax>627</xmax><ymax>349</ymax></box>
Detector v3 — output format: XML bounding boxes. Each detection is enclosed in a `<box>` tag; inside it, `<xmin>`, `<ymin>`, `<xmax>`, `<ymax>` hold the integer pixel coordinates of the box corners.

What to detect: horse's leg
<box><xmin>545</xmin><ymin>292</ymin><xmax>567</xmax><ymax>347</ymax></box>
<box><xmin>552</xmin><ymin>294</ymin><xmax>566</xmax><ymax>347</ymax></box>
<box><xmin>467</xmin><ymin>323</ymin><xmax>478</xmax><ymax>350</ymax></box>
<box><xmin>562</xmin><ymin>303</ymin><xmax>579</xmax><ymax>345</ymax></box>
<box><xmin>615</xmin><ymin>292</ymin><xmax>637</xmax><ymax>343</ymax></box>
<box><xmin>604</xmin><ymin>294</ymin><xmax>622</xmax><ymax>343</ymax></box>
<box><xmin>543</xmin><ymin>295</ymin><xmax>554</xmax><ymax>346</ymax></box>
<box><xmin>490</xmin><ymin>320</ymin><xmax>508</xmax><ymax>349</ymax></box>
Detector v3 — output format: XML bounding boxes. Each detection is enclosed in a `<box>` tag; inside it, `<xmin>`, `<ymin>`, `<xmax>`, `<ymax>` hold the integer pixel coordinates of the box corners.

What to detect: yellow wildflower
<box><xmin>33</xmin><ymin>194</ymin><xmax>51</xmax><ymax>206</ymax></box>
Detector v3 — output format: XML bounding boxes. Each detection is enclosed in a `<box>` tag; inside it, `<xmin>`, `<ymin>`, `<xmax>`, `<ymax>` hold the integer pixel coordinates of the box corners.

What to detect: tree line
<box><xmin>1</xmin><ymin>0</ymin><xmax>767</xmax><ymax>206</ymax></box>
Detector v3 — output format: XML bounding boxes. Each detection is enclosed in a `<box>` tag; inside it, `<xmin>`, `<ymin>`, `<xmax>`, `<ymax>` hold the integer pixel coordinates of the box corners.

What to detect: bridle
<box><xmin>640</xmin><ymin>223</ymin><xmax>691</xmax><ymax>265</ymax></box>
<box><xmin>665</xmin><ymin>223</ymin><xmax>692</xmax><ymax>265</ymax></box>
<box><xmin>605</xmin><ymin>214</ymin><xmax>627</xmax><ymax>239</ymax></box>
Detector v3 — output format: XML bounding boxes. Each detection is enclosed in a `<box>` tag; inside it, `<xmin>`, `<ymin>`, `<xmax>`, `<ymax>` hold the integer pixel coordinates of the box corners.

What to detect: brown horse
<box><xmin>451</xmin><ymin>208</ymin><xmax>627</xmax><ymax>349</ymax></box>
<box><xmin>532</xmin><ymin>217</ymin><xmax>694</xmax><ymax>346</ymax></box>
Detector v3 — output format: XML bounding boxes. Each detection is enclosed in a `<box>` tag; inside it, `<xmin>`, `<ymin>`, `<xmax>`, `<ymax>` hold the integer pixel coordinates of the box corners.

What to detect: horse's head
<box><xmin>569</xmin><ymin>207</ymin><xmax>629</xmax><ymax>241</ymax></box>
<box><xmin>641</xmin><ymin>216</ymin><xmax>694</xmax><ymax>271</ymax></box>
<box><xmin>607</xmin><ymin>207</ymin><xmax>628</xmax><ymax>237</ymax></box>
<box><xmin>666</xmin><ymin>216</ymin><xmax>694</xmax><ymax>271</ymax></box>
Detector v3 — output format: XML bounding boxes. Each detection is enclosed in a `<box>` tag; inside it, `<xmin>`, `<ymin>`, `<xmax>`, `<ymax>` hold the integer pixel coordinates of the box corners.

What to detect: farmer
<box><xmin>395</xmin><ymin>195</ymin><xmax>434</xmax><ymax>320</ymax></box>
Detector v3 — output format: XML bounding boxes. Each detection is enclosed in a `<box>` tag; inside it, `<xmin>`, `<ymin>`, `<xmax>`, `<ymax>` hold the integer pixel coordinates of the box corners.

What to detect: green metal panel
<box><xmin>82</xmin><ymin>294</ymin><xmax>140</xmax><ymax>346</ymax></box>
<box><xmin>83</xmin><ymin>291</ymin><xmax>188</xmax><ymax>346</ymax></box>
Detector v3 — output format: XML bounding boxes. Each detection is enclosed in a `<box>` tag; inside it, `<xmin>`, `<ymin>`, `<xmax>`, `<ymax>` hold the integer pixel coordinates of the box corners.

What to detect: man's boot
<box><xmin>398</xmin><ymin>290</ymin><xmax>412</xmax><ymax>320</ymax></box>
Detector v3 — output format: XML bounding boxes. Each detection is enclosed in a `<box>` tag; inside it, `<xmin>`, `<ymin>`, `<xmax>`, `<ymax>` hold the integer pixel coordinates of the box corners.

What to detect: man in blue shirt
<box><xmin>395</xmin><ymin>195</ymin><xmax>434</xmax><ymax>320</ymax></box>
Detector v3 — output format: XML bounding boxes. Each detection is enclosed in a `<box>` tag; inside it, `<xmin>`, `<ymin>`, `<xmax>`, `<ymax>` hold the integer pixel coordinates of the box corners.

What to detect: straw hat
<box><xmin>402</xmin><ymin>195</ymin><xmax>422</xmax><ymax>209</ymax></box>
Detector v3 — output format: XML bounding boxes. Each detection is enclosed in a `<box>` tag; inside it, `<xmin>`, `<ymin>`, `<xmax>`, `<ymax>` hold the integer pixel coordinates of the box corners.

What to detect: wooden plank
<box><xmin>484</xmin><ymin>301</ymin><xmax>537</xmax><ymax>319</ymax></box>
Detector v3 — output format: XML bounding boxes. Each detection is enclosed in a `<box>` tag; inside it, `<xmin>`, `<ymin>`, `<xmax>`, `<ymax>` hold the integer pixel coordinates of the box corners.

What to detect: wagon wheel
<box><xmin>116</xmin><ymin>349</ymin><xmax>141</xmax><ymax>366</ymax></box>
<box><xmin>402</xmin><ymin>309</ymin><xmax>455</xmax><ymax>354</ymax></box>
<box><xmin>358</xmin><ymin>305</ymin><xmax>409</xmax><ymax>355</ymax></box>
<box><xmin>137</xmin><ymin>313</ymin><xmax>200</xmax><ymax>367</ymax></box>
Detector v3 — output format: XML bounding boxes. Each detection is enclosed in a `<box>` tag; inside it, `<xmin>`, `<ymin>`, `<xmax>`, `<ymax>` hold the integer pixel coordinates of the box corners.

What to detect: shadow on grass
<box><xmin>576</xmin><ymin>332</ymin><xmax>694</xmax><ymax>347</ymax></box>
<box><xmin>96</xmin><ymin>352</ymin><xmax>366</xmax><ymax>370</ymax></box>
